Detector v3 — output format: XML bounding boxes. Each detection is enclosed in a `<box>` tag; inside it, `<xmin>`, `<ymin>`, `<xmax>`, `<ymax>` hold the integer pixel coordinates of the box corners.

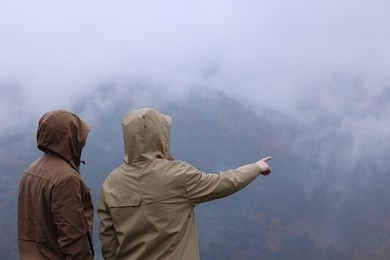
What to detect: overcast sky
<box><xmin>1</xmin><ymin>0</ymin><xmax>390</xmax><ymax>161</ymax></box>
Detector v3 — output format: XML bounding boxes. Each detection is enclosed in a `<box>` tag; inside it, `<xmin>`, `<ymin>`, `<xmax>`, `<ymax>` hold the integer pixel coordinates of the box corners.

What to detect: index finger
<box><xmin>261</xmin><ymin>156</ymin><xmax>272</xmax><ymax>162</ymax></box>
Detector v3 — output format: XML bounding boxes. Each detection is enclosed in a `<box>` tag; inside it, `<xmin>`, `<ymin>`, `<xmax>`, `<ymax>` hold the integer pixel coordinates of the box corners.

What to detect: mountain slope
<box><xmin>2</xmin><ymin>88</ymin><xmax>390</xmax><ymax>259</ymax></box>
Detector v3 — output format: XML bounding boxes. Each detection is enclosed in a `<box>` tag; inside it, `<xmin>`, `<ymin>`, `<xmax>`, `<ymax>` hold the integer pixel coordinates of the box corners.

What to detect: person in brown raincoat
<box><xmin>98</xmin><ymin>108</ymin><xmax>272</xmax><ymax>260</ymax></box>
<box><xmin>18</xmin><ymin>110</ymin><xmax>94</xmax><ymax>260</ymax></box>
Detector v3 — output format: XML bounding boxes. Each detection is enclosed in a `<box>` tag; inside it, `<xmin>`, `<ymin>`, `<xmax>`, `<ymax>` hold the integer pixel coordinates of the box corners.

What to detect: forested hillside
<box><xmin>1</xmin><ymin>89</ymin><xmax>390</xmax><ymax>259</ymax></box>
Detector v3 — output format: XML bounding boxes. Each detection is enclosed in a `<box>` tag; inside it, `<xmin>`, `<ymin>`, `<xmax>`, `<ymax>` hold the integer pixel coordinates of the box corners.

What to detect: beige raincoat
<box><xmin>18</xmin><ymin>110</ymin><xmax>94</xmax><ymax>260</ymax></box>
<box><xmin>98</xmin><ymin>108</ymin><xmax>262</xmax><ymax>260</ymax></box>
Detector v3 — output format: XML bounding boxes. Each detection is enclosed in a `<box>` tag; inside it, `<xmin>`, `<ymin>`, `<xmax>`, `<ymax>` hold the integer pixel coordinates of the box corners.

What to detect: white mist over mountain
<box><xmin>1</xmin><ymin>0</ymin><xmax>389</xmax><ymax>177</ymax></box>
<box><xmin>1</xmin><ymin>2</ymin><xmax>390</xmax><ymax>257</ymax></box>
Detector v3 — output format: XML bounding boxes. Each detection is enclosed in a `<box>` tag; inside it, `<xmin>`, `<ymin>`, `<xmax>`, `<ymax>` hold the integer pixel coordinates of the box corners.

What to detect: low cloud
<box><xmin>1</xmin><ymin>0</ymin><xmax>389</xmax><ymax>171</ymax></box>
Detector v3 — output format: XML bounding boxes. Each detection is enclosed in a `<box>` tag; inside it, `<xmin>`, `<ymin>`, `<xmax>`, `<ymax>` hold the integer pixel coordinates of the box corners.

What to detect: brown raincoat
<box><xmin>18</xmin><ymin>110</ymin><xmax>94</xmax><ymax>260</ymax></box>
<box><xmin>98</xmin><ymin>108</ymin><xmax>262</xmax><ymax>260</ymax></box>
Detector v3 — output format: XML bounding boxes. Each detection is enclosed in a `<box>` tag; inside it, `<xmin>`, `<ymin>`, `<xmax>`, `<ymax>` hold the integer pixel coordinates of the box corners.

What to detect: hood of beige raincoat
<box><xmin>37</xmin><ymin>110</ymin><xmax>90</xmax><ymax>170</ymax></box>
<box><xmin>122</xmin><ymin>108</ymin><xmax>172</xmax><ymax>163</ymax></box>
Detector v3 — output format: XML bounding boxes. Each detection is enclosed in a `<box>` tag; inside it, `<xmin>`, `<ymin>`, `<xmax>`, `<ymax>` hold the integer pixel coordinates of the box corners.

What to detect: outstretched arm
<box><xmin>185</xmin><ymin>156</ymin><xmax>272</xmax><ymax>205</ymax></box>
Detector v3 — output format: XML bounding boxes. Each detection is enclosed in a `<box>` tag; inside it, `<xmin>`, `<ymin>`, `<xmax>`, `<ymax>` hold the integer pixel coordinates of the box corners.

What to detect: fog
<box><xmin>1</xmin><ymin>0</ymin><xmax>389</xmax><ymax>116</ymax></box>
<box><xmin>1</xmin><ymin>0</ymin><xmax>389</xmax><ymax>173</ymax></box>
<box><xmin>1</xmin><ymin>1</ymin><xmax>390</xmax><ymax>258</ymax></box>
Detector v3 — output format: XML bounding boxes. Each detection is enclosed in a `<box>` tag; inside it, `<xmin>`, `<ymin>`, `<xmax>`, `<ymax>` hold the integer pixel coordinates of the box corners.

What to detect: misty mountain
<box><xmin>1</xmin><ymin>89</ymin><xmax>390</xmax><ymax>260</ymax></box>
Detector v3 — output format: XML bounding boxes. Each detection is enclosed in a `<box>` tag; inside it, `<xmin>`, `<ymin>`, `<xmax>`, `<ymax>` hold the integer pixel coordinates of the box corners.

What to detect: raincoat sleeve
<box><xmin>98</xmin><ymin>190</ymin><xmax>119</xmax><ymax>260</ymax></box>
<box><xmin>185</xmin><ymin>163</ymin><xmax>262</xmax><ymax>204</ymax></box>
<box><xmin>51</xmin><ymin>175</ymin><xmax>94</xmax><ymax>260</ymax></box>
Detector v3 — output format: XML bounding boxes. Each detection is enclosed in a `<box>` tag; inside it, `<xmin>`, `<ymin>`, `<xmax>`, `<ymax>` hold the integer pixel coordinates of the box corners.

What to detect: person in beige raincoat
<box><xmin>98</xmin><ymin>108</ymin><xmax>272</xmax><ymax>260</ymax></box>
<box><xmin>18</xmin><ymin>110</ymin><xmax>94</xmax><ymax>260</ymax></box>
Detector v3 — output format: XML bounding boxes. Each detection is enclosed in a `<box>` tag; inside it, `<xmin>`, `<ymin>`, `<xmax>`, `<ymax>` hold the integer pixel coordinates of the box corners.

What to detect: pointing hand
<box><xmin>256</xmin><ymin>156</ymin><xmax>272</xmax><ymax>176</ymax></box>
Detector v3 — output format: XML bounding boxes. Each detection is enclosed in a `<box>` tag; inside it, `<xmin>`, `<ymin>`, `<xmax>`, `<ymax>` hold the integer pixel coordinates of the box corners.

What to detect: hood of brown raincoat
<box><xmin>37</xmin><ymin>110</ymin><xmax>90</xmax><ymax>170</ymax></box>
<box><xmin>122</xmin><ymin>108</ymin><xmax>172</xmax><ymax>163</ymax></box>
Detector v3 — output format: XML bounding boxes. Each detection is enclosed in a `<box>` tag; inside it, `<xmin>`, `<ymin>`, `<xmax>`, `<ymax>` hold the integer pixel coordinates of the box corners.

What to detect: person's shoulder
<box><xmin>162</xmin><ymin>159</ymin><xmax>191</xmax><ymax>169</ymax></box>
<box><xmin>169</xmin><ymin>159</ymin><xmax>191</xmax><ymax>166</ymax></box>
<box><xmin>24</xmin><ymin>155</ymin><xmax>78</xmax><ymax>183</ymax></box>
<box><xmin>166</xmin><ymin>160</ymin><xmax>201</xmax><ymax>177</ymax></box>
<box><xmin>101</xmin><ymin>163</ymin><xmax>128</xmax><ymax>185</ymax></box>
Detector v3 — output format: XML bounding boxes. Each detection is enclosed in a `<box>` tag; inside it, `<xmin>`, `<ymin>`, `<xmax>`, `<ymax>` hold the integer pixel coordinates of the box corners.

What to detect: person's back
<box><xmin>18</xmin><ymin>110</ymin><xmax>94</xmax><ymax>260</ymax></box>
<box><xmin>100</xmin><ymin>159</ymin><xmax>200</xmax><ymax>260</ymax></box>
<box><xmin>98</xmin><ymin>108</ymin><xmax>271</xmax><ymax>260</ymax></box>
